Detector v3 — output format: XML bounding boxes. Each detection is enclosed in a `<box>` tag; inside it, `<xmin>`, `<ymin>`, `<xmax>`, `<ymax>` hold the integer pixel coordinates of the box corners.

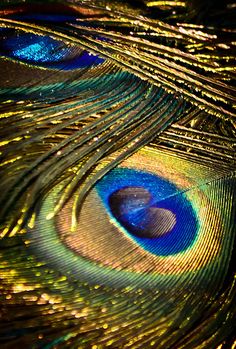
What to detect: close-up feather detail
<box><xmin>0</xmin><ymin>1</ymin><xmax>235</xmax><ymax>348</ymax></box>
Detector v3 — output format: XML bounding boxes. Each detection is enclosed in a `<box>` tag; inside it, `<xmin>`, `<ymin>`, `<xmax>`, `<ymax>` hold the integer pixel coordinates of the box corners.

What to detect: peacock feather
<box><xmin>0</xmin><ymin>0</ymin><xmax>235</xmax><ymax>348</ymax></box>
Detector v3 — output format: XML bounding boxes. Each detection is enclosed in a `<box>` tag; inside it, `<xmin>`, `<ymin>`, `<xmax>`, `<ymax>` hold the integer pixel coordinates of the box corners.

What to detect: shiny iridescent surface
<box><xmin>96</xmin><ymin>167</ymin><xmax>198</xmax><ymax>255</ymax></box>
<box><xmin>1</xmin><ymin>29</ymin><xmax>104</xmax><ymax>69</ymax></box>
<box><xmin>0</xmin><ymin>1</ymin><xmax>235</xmax><ymax>349</ymax></box>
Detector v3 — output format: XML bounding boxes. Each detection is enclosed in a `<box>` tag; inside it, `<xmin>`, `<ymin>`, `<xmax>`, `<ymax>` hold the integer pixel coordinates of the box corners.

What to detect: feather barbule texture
<box><xmin>0</xmin><ymin>1</ymin><xmax>235</xmax><ymax>348</ymax></box>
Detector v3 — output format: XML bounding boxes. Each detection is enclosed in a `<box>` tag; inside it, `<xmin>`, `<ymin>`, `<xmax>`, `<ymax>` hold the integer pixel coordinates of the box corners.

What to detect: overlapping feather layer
<box><xmin>0</xmin><ymin>1</ymin><xmax>235</xmax><ymax>348</ymax></box>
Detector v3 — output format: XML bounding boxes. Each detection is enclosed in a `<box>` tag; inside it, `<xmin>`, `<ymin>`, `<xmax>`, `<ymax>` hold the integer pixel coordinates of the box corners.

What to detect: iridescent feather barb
<box><xmin>0</xmin><ymin>1</ymin><xmax>235</xmax><ymax>348</ymax></box>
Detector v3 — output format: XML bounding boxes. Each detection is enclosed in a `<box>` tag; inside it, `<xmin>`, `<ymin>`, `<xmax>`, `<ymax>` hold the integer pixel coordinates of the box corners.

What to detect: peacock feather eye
<box><xmin>28</xmin><ymin>147</ymin><xmax>235</xmax><ymax>293</ymax></box>
<box><xmin>0</xmin><ymin>1</ymin><xmax>235</xmax><ymax>348</ymax></box>
<box><xmin>96</xmin><ymin>167</ymin><xmax>198</xmax><ymax>255</ymax></box>
<box><xmin>0</xmin><ymin>28</ymin><xmax>105</xmax><ymax>70</ymax></box>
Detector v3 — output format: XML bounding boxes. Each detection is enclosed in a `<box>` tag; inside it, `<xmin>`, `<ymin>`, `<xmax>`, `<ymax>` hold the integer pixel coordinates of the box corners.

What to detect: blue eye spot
<box><xmin>109</xmin><ymin>187</ymin><xmax>177</xmax><ymax>238</ymax></box>
<box><xmin>0</xmin><ymin>30</ymin><xmax>105</xmax><ymax>70</ymax></box>
<box><xmin>96</xmin><ymin>168</ymin><xmax>199</xmax><ymax>256</ymax></box>
<box><xmin>11</xmin><ymin>13</ymin><xmax>78</xmax><ymax>23</ymax></box>
<box><xmin>10</xmin><ymin>35</ymin><xmax>66</xmax><ymax>63</ymax></box>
